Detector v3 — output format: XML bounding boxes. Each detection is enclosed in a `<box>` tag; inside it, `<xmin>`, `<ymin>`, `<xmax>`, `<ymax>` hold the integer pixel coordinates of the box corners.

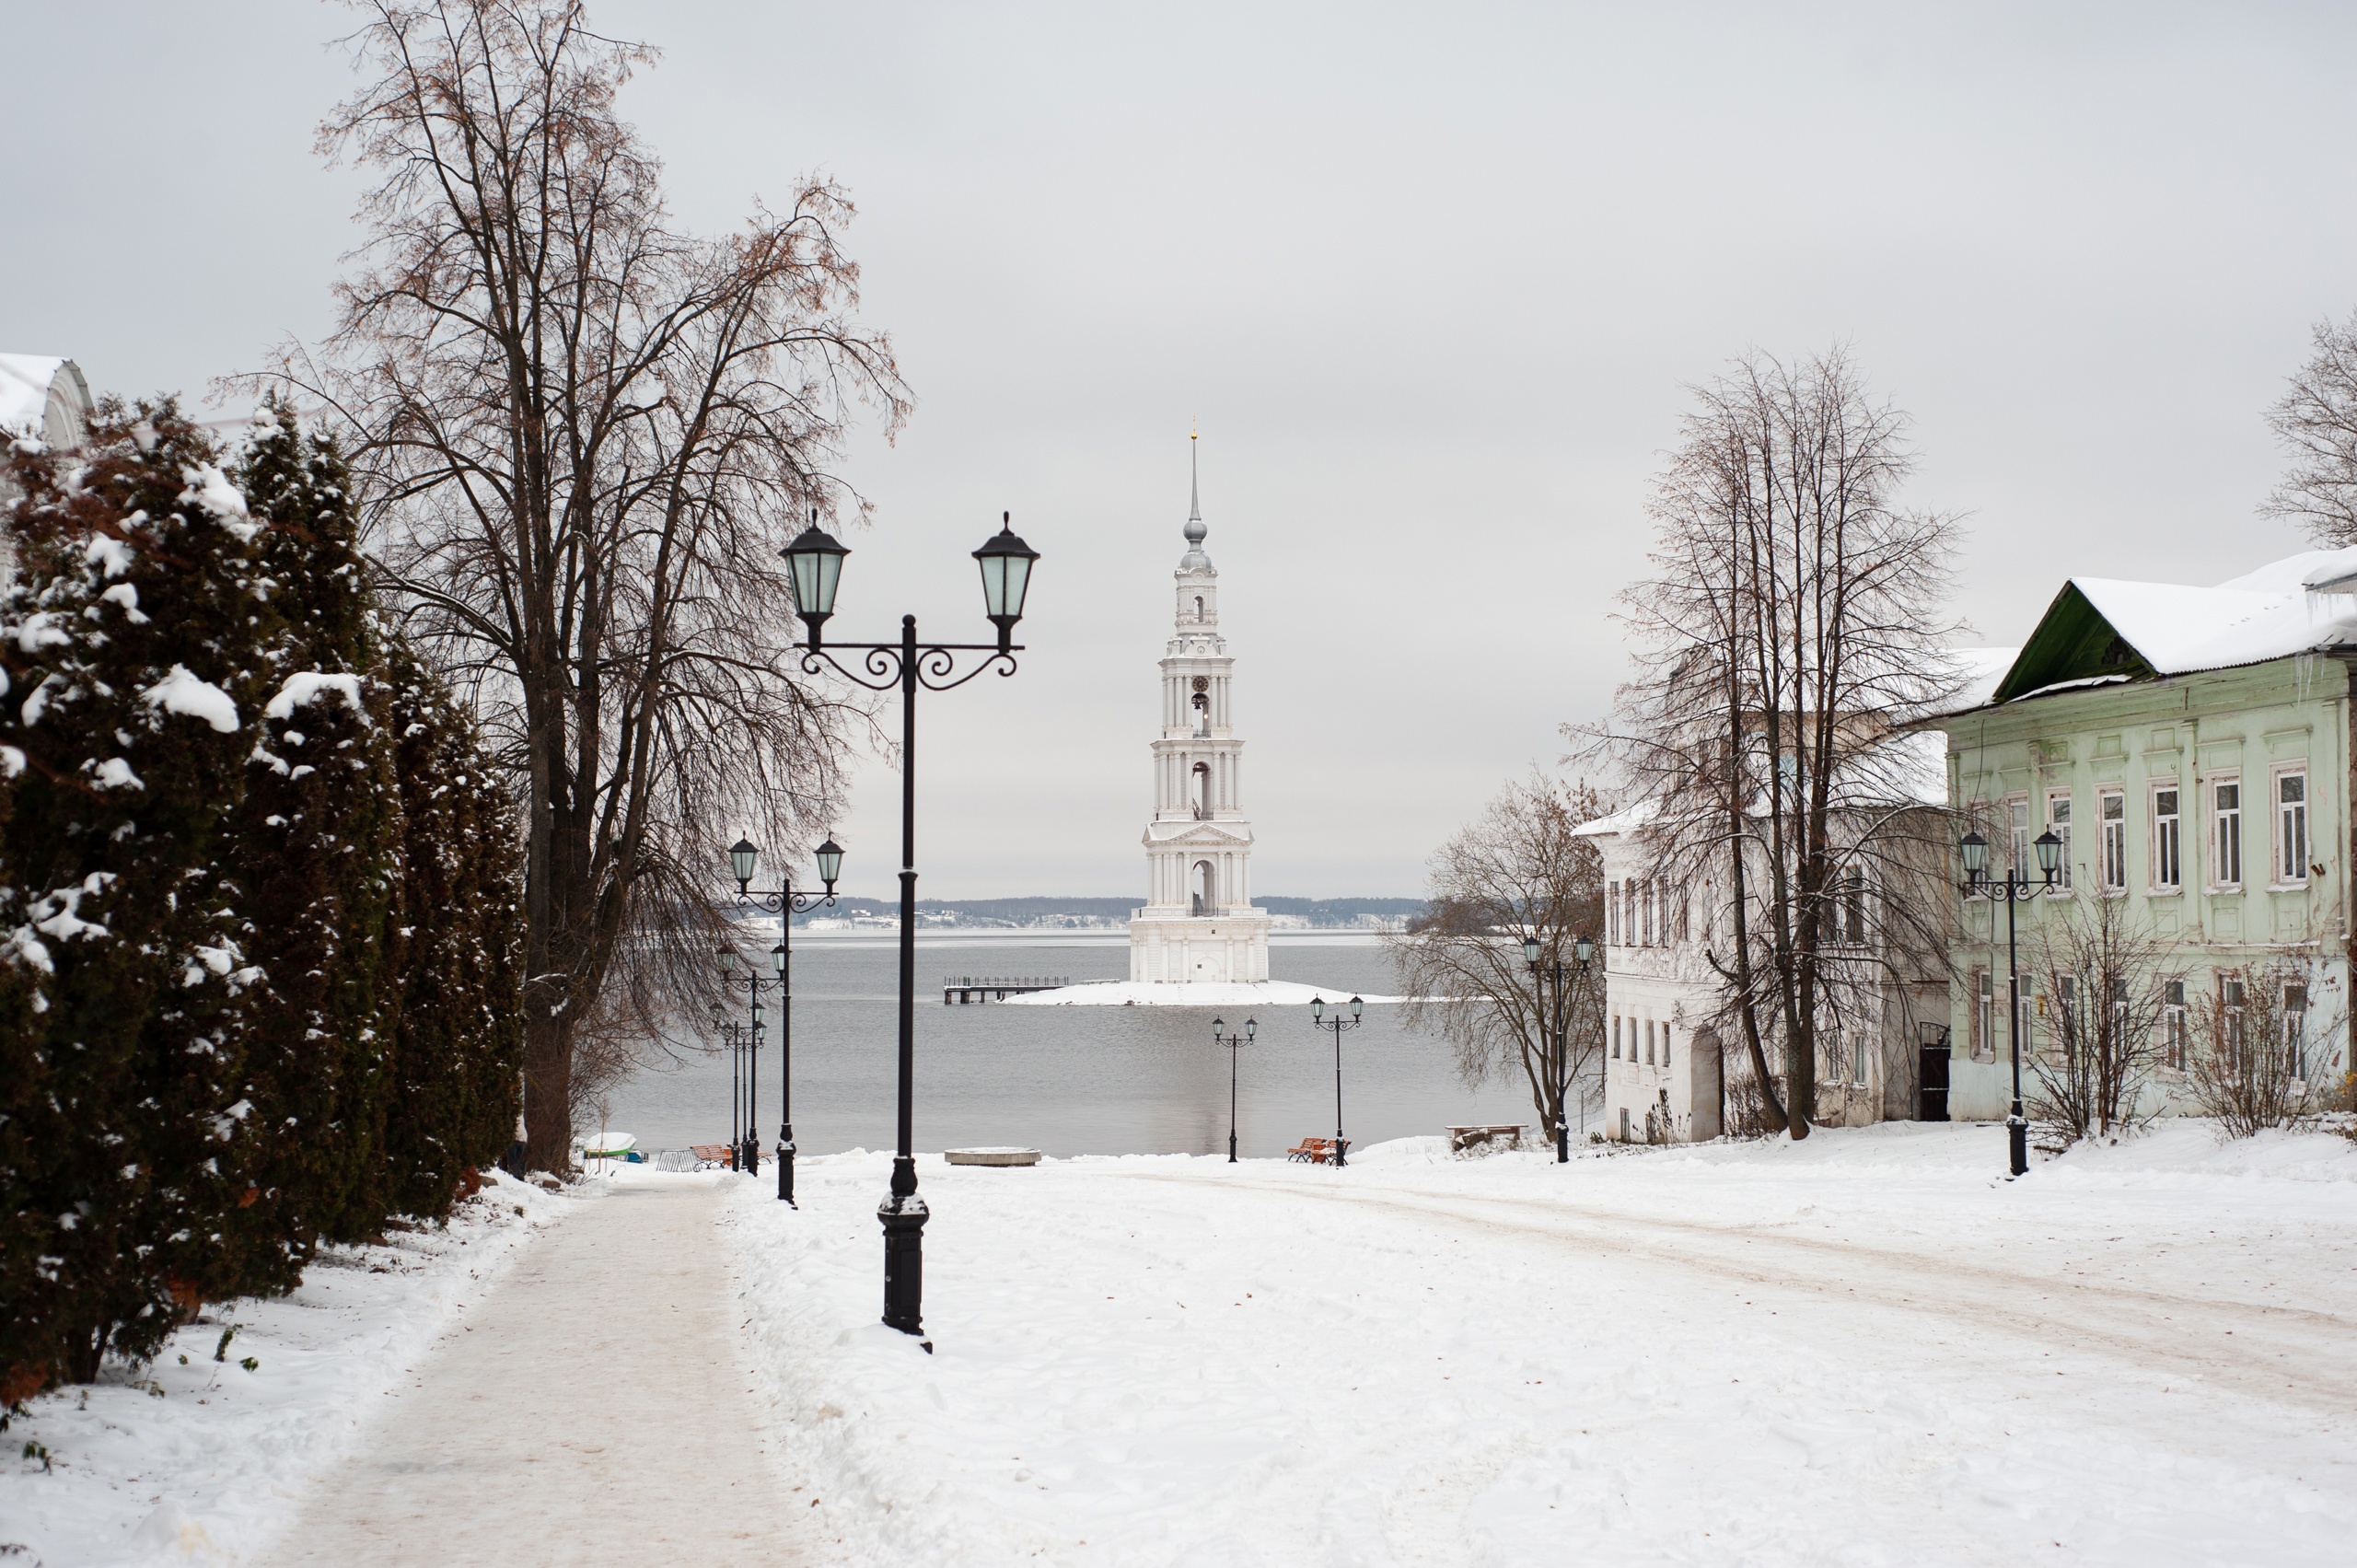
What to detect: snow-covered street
<box><xmin>8</xmin><ymin>1125</ymin><xmax>2353</xmax><ymax>1566</ymax></box>
<box><xmin>726</xmin><ymin>1124</ymin><xmax>2357</xmax><ymax>1566</ymax></box>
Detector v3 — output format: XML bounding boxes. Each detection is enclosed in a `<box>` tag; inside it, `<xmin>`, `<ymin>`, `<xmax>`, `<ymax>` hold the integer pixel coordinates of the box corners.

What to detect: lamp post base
<box><xmin>2007</xmin><ymin>1108</ymin><xmax>2028</xmax><ymax>1178</ymax></box>
<box><xmin>878</xmin><ymin>1171</ymin><xmax>930</xmax><ymax>1347</ymax></box>
<box><xmin>777</xmin><ymin>1128</ymin><xmax>796</xmax><ymax>1205</ymax></box>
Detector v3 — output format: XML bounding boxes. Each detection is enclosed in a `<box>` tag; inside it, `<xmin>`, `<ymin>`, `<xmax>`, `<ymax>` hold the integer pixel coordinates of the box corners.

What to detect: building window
<box><xmin>2153</xmin><ymin>786</ymin><xmax>2180</xmax><ymax>890</ymax></box>
<box><xmin>2223</xmin><ymin>977</ymin><xmax>2247</xmax><ymax>1053</ymax></box>
<box><xmin>1975</xmin><ymin>968</ymin><xmax>1994</xmax><ymax>1060</ymax></box>
<box><xmin>1842</xmin><ymin>868</ymin><xmax>1865</xmax><ymax>945</ymax></box>
<box><xmin>1661</xmin><ymin>1025</ymin><xmax>1673</xmax><ymax>1067</ymax></box>
<box><xmin>1642</xmin><ymin>881</ymin><xmax>1655</xmax><ymax>947</ymax></box>
<box><xmin>2053</xmin><ymin>976</ymin><xmax>2077</xmax><ymax>1066</ymax></box>
<box><xmin>1607</xmin><ymin>883</ymin><xmax>1618</xmax><ymax>947</ymax></box>
<box><xmin>2277</xmin><ymin>771</ymin><xmax>2308</xmax><ymax>885</ymax></box>
<box><xmin>2162</xmin><ymin>979</ymin><xmax>2187</xmax><ymax>1071</ymax></box>
<box><xmin>1851</xmin><ymin>1028</ymin><xmax>1869</xmax><ymax>1086</ymax></box>
<box><xmin>2285</xmin><ymin>982</ymin><xmax>2310</xmax><ymax>1081</ymax></box>
<box><xmin>2099</xmin><ymin>791</ymin><xmax>2126</xmax><ymax>891</ymax></box>
<box><xmin>2048</xmin><ymin>792</ymin><xmax>2073</xmax><ymax>890</ymax></box>
<box><xmin>2008</xmin><ymin>796</ymin><xmax>2031</xmax><ymax>878</ymax></box>
<box><xmin>2212</xmin><ymin>779</ymin><xmax>2242</xmax><ymax>888</ymax></box>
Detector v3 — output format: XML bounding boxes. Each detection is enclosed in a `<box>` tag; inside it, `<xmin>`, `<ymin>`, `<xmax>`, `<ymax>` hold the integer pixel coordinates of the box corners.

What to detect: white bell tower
<box><xmin>1129</xmin><ymin>435</ymin><xmax>1271</xmax><ymax>983</ymax></box>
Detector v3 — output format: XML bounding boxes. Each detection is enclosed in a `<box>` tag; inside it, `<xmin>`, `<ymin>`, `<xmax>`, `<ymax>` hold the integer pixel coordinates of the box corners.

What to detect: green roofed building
<box><xmin>1928</xmin><ymin>546</ymin><xmax>2357</xmax><ymax>1122</ymax></box>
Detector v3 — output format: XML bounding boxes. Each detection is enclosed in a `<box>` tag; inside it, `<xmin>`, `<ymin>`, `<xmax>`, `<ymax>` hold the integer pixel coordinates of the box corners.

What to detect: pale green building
<box><xmin>1931</xmin><ymin>547</ymin><xmax>2355</xmax><ymax>1121</ymax></box>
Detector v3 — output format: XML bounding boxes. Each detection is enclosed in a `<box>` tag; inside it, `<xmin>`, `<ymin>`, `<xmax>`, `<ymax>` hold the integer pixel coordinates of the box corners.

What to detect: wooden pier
<box><xmin>943</xmin><ymin>975</ymin><xmax>1068</xmax><ymax>1004</ymax></box>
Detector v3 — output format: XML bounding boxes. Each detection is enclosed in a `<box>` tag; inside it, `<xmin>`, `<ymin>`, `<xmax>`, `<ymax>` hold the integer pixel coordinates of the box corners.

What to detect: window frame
<box><xmin>2273</xmin><ymin>767</ymin><xmax>2309</xmax><ymax>889</ymax></box>
<box><xmin>2150</xmin><ymin>782</ymin><xmax>2181</xmax><ymax>894</ymax></box>
<box><xmin>2007</xmin><ymin>795</ymin><xmax>2032</xmax><ymax>881</ymax></box>
<box><xmin>2161</xmin><ymin>979</ymin><xmax>2187</xmax><ymax>1074</ymax></box>
<box><xmin>2211</xmin><ymin>775</ymin><xmax>2243</xmax><ymax>890</ymax></box>
<box><xmin>2097</xmin><ymin>789</ymin><xmax>2127</xmax><ymax>894</ymax></box>
<box><xmin>2046</xmin><ymin>789</ymin><xmax>2073</xmax><ymax>892</ymax></box>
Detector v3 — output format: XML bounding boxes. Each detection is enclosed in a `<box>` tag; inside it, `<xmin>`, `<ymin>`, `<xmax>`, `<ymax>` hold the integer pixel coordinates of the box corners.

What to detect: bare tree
<box><xmin>260</xmin><ymin>1</ymin><xmax>911</xmax><ymax>1167</ymax></box>
<box><xmin>1387</xmin><ymin>777</ymin><xmax>1609</xmax><ymax>1147</ymax></box>
<box><xmin>2186</xmin><ymin>959</ymin><xmax>2342</xmax><ymax>1138</ymax></box>
<box><xmin>1575</xmin><ymin>347</ymin><xmax>1964</xmax><ymax>1138</ymax></box>
<box><xmin>2262</xmin><ymin>309</ymin><xmax>2357</xmax><ymax>546</ymax></box>
<box><xmin>2025</xmin><ymin>893</ymin><xmax>2174</xmax><ymax>1145</ymax></box>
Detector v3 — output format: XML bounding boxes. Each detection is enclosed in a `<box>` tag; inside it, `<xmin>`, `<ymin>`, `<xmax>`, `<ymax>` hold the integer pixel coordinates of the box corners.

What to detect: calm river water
<box><xmin>598</xmin><ymin>932</ymin><xmax>1537</xmax><ymax>1158</ymax></box>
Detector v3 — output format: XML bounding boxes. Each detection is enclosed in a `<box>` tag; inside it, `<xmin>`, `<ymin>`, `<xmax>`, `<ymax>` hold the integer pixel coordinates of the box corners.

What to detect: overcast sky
<box><xmin>6</xmin><ymin>3</ymin><xmax>2347</xmax><ymax>900</ymax></box>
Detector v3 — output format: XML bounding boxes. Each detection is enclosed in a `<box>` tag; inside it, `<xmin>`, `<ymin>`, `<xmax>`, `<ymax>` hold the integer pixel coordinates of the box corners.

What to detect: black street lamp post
<box><xmin>1522</xmin><ymin>933</ymin><xmax>1597</xmax><ymax>1164</ymax></box>
<box><xmin>780</xmin><ymin>507</ymin><xmax>1039</xmax><ymax>1345</ymax></box>
<box><xmin>1959</xmin><ymin>826</ymin><xmax>2062</xmax><ymax>1178</ymax></box>
<box><xmin>1307</xmin><ymin>995</ymin><xmax>1364</xmax><ymax>1167</ymax></box>
<box><xmin>718</xmin><ymin>950</ymin><xmax>781</xmax><ymax>1177</ymax></box>
<box><xmin>711</xmin><ymin>1006</ymin><xmax>742</xmax><ymax>1156</ymax></box>
<box><xmin>730</xmin><ymin>837</ymin><xmax>843</xmax><ymax>1204</ymax></box>
<box><xmin>1211</xmin><ymin>1016</ymin><xmax>1257</xmax><ymax>1162</ymax></box>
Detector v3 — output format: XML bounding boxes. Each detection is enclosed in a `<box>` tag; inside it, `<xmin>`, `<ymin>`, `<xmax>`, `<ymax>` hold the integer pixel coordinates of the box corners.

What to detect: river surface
<box><xmin>597</xmin><ymin>932</ymin><xmax>1540</xmax><ymax>1158</ymax></box>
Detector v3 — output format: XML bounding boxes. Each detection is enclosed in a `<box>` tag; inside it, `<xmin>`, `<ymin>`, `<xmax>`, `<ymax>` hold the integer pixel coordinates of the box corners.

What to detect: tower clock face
<box><xmin>1191</xmin><ymin>676</ymin><xmax>1209</xmax><ymax>692</ymax></box>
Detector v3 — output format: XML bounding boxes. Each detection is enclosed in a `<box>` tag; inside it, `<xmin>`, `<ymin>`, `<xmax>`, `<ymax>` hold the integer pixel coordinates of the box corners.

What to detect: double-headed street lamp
<box><xmin>730</xmin><ymin>836</ymin><xmax>843</xmax><ymax>1205</ymax></box>
<box><xmin>709</xmin><ymin>1007</ymin><xmax>747</xmax><ymax>1159</ymax></box>
<box><xmin>718</xmin><ymin>947</ymin><xmax>785</xmax><ymax>1177</ymax></box>
<box><xmin>781</xmin><ymin>507</ymin><xmax>1039</xmax><ymax>1345</ymax></box>
<box><xmin>1306</xmin><ymin>995</ymin><xmax>1364</xmax><ymax>1167</ymax></box>
<box><xmin>1959</xmin><ymin>825</ymin><xmax>2061</xmax><ymax>1179</ymax></box>
<box><xmin>1210</xmin><ymin>1016</ymin><xmax>1257</xmax><ymax>1162</ymax></box>
<box><xmin>1522</xmin><ymin>933</ymin><xmax>1597</xmax><ymax>1163</ymax></box>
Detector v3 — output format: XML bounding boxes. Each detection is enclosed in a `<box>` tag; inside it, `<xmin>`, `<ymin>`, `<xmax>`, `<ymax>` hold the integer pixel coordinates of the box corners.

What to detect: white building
<box><xmin>1575</xmin><ymin>736</ymin><xmax>1953</xmax><ymax>1144</ymax></box>
<box><xmin>1128</xmin><ymin>437</ymin><xmax>1271</xmax><ymax>983</ymax></box>
<box><xmin>0</xmin><ymin>354</ymin><xmax>94</xmax><ymax>451</ymax></box>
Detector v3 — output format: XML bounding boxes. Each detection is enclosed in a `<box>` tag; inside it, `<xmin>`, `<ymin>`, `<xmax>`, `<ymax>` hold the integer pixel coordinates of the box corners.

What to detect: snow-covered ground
<box><xmin>723</xmin><ymin>1122</ymin><xmax>2357</xmax><ymax>1566</ymax></box>
<box><xmin>0</xmin><ymin>1170</ymin><xmax>586</xmax><ymax>1567</ymax></box>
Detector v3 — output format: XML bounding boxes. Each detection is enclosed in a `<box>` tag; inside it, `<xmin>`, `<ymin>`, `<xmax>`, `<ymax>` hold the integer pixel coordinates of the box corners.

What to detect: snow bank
<box><xmin>1003</xmin><ymin>979</ymin><xmax>1399</xmax><ymax>1007</ymax></box>
<box><xmin>0</xmin><ymin>1172</ymin><xmax>583</xmax><ymax>1566</ymax></box>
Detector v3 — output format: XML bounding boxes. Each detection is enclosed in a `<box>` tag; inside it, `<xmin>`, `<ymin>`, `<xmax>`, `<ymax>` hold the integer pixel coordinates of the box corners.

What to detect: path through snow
<box><xmin>260</xmin><ymin>1176</ymin><xmax>814</xmax><ymax>1565</ymax></box>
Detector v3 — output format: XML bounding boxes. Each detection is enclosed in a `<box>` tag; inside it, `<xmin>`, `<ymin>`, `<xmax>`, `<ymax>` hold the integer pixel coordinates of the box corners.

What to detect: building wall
<box><xmin>1939</xmin><ymin>653</ymin><xmax>2353</xmax><ymax>1119</ymax></box>
<box><xmin>1587</xmin><ymin>815</ymin><xmax>1948</xmax><ymax>1142</ymax></box>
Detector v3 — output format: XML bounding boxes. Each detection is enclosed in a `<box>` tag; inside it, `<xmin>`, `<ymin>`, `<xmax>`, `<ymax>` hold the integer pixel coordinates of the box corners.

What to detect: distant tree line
<box><xmin>0</xmin><ymin>402</ymin><xmax>523</xmax><ymax>1401</ymax></box>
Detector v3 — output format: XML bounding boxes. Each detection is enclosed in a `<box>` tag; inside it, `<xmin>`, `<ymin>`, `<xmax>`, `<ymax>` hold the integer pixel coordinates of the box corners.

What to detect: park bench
<box><xmin>1447</xmin><ymin>1124</ymin><xmax>1527</xmax><ymax>1154</ymax></box>
<box><xmin>689</xmin><ymin>1144</ymin><xmax>735</xmax><ymax>1170</ymax></box>
<box><xmin>1287</xmin><ymin>1136</ymin><xmax>1349</xmax><ymax>1165</ymax></box>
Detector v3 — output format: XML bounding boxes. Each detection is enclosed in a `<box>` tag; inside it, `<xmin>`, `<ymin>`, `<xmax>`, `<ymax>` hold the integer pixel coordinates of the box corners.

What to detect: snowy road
<box><xmin>261</xmin><ymin>1178</ymin><xmax>816</xmax><ymax>1566</ymax></box>
<box><xmin>1210</xmin><ymin>1175</ymin><xmax>2357</xmax><ymax>1416</ymax></box>
<box><xmin>726</xmin><ymin>1125</ymin><xmax>2357</xmax><ymax>1566</ymax></box>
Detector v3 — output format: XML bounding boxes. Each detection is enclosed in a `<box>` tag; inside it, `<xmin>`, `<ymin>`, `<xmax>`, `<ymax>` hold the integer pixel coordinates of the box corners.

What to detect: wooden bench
<box><xmin>1287</xmin><ymin>1136</ymin><xmax>1349</xmax><ymax>1165</ymax></box>
<box><xmin>690</xmin><ymin>1144</ymin><xmax>735</xmax><ymax>1170</ymax></box>
<box><xmin>1446</xmin><ymin>1124</ymin><xmax>1527</xmax><ymax>1154</ymax></box>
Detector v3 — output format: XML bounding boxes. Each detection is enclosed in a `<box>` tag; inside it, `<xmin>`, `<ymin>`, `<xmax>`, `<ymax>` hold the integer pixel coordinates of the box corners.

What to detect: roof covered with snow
<box><xmin>1980</xmin><ymin>547</ymin><xmax>2357</xmax><ymax>707</ymax></box>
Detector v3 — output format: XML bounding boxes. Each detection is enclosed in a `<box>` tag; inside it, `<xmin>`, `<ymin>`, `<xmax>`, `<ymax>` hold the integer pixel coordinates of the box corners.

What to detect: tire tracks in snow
<box><xmin>1121</xmin><ymin>1170</ymin><xmax>2357</xmax><ymax>1417</ymax></box>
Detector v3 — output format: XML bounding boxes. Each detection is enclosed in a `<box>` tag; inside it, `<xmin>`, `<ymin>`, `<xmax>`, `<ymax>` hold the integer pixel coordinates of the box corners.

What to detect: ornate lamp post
<box><xmin>729</xmin><ymin>837</ymin><xmax>842</xmax><ymax>1204</ymax></box>
<box><xmin>710</xmin><ymin>1005</ymin><xmax>742</xmax><ymax>1159</ymax></box>
<box><xmin>781</xmin><ymin>507</ymin><xmax>1039</xmax><ymax>1345</ymax></box>
<box><xmin>1522</xmin><ymin>933</ymin><xmax>1596</xmax><ymax>1163</ymax></box>
<box><xmin>718</xmin><ymin>948</ymin><xmax>782</xmax><ymax>1176</ymax></box>
<box><xmin>1211</xmin><ymin>1016</ymin><xmax>1257</xmax><ymax>1162</ymax></box>
<box><xmin>1960</xmin><ymin>826</ymin><xmax>2061</xmax><ymax>1178</ymax></box>
<box><xmin>1306</xmin><ymin>995</ymin><xmax>1364</xmax><ymax>1167</ymax></box>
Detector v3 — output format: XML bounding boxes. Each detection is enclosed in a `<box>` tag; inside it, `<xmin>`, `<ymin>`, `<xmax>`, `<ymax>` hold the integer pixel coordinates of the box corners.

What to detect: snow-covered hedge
<box><xmin>0</xmin><ymin>398</ymin><xmax>525</xmax><ymax>1404</ymax></box>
